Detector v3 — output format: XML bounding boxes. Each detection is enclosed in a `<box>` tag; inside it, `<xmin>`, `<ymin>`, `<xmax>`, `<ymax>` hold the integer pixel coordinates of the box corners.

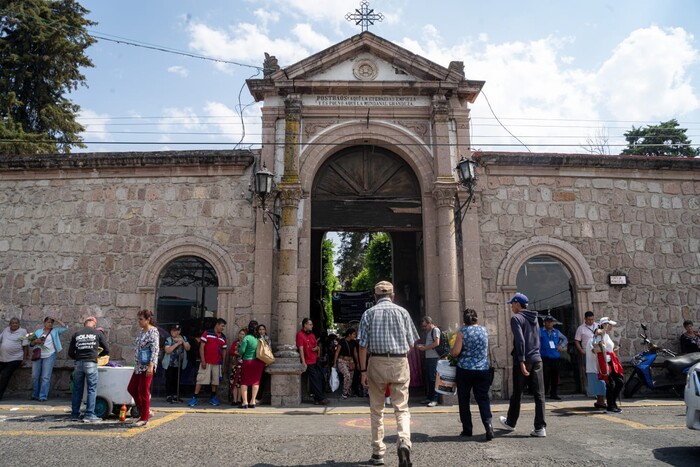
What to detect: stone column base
<box><xmin>266</xmin><ymin>345</ymin><xmax>305</xmax><ymax>407</ymax></box>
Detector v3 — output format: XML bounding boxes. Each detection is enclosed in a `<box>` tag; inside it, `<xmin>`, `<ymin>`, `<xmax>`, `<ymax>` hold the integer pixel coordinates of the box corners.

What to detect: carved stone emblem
<box><xmin>353</xmin><ymin>59</ymin><xmax>379</xmax><ymax>81</ymax></box>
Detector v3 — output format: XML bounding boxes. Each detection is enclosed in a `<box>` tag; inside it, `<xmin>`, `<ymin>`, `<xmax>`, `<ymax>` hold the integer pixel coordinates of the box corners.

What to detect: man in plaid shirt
<box><xmin>358</xmin><ymin>281</ymin><xmax>419</xmax><ymax>467</ymax></box>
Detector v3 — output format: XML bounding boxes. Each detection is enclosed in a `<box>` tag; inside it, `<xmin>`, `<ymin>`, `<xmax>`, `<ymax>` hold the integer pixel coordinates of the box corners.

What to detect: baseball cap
<box><xmin>374</xmin><ymin>281</ymin><xmax>394</xmax><ymax>295</ymax></box>
<box><xmin>507</xmin><ymin>293</ymin><xmax>529</xmax><ymax>307</ymax></box>
<box><xmin>599</xmin><ymin>317</ymin><xmax>617</xmax><ymax>326</ymax></box>
<box><xmin>170</xmin><ymin>324</ymin><xmax>182</xmax><ymax>331</ymax></box>
<box><xmin>543</xmin><ymin>315</ymin><xmax>555</xmax><ymax>321</ymax></box>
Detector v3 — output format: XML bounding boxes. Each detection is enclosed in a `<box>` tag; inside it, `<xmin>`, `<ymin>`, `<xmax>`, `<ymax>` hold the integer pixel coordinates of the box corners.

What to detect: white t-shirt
<box><xmin>425</xmin><ymin>327</ymin><xmax>441</xmax><ymax>359</ymax></box>
<box><xmin>575</xmin><ymin>322</ymin><xmax>598</xmax><ymax>372</ymax></box>
<box><xmin>0</xmin><ymin>326</ymin><xmax>28</xmax><ymax>362</ymax></box>
<box><xmin>41</xmin><ymin>332</ymin><xmax>56</xmax><ymax>358</ymax></box>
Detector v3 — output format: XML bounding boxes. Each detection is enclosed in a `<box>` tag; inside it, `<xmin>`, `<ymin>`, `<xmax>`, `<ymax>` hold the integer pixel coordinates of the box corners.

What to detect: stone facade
<box><xmin>0</xmin><ymin>151</ymin><xmax>256</xmax><ymax>394</ymax></box>
<box><xmin>476</xmin><ymin>153</ymin><xmax>699</xmax><ymax>391</ymax></box>
<box><xmin>1</xmin><ymin>32</ymin><xmax>699</xmax><ymax>403</ymax></box>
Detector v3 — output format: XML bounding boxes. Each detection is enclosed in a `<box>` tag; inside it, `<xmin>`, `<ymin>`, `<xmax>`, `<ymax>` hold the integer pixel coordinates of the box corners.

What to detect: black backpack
<box><xmin>432</xmin><ymin>328</ymin><xmax>450</xmax><ymax>358</ymax></box>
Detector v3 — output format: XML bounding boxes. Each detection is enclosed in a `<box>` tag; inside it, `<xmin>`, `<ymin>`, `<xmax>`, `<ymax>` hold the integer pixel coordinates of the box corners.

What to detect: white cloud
<box><xmin>77</xmin><ymin>109</ymin><xmax>111</xmax><ymax>142</ymax></box>
<box><xmin>186</xmin><ymin>21</ymin><xmax>331</xmax><ymax>71</ymax></box>
<box><xmin>159</xmin><ymin>107</ymin><xmax>205</xmax><ymax>132</ymax></box>
<box><xmin>394</xmin><ymin>25</ymin><xmax>700</xmax><ymax>153</ymax></box>
<box><xmin>594</xmin><ymin>26</ymin><xmax>699</xmax><ymax>121</ymax></box>
<box><xmin>167</xmin><ymin>66</ymin><xmax>189</xmax><ymax>77</ymax></box>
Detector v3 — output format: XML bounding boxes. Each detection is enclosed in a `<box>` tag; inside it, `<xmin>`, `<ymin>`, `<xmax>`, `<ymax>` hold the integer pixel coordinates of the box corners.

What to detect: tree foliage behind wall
<box><xmin>621</xmin><ymin>119</ymin><xmax>699</xmax><ymax>158</ymax></box>
<box><xmin>350</xmin><ymin>233</ymin><xmax>392</xmax><ymax>292</ymax></box>
<box><xmin>335</xmin><ymin>232</ymin><xmax>369</xmax><ymax>289</ymax></box>
<box><xmin>321</xmin><ymin>238</ymin><xmax>339</xmax><ymax>328</ymax></box>
<box><xmin>0</xmin><ymin>0</ymin><xmax>95</xmax><ymax>155</ymax></box>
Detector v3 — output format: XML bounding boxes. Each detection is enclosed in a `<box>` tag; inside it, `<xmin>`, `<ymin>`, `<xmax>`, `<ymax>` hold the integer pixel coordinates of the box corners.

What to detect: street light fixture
<box><xmin>254</xmin><ymin>163</ymin><xmax>280</xmax><ymax>234</ymax></box>
<box><xmin>454</xmin><ymin>156</ymin><xmax>478</xmax><ymax>237</ymax></box>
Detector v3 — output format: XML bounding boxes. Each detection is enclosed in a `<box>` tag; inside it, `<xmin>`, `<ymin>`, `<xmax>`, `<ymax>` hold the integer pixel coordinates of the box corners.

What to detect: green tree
<box><xmin>335</xmin><ymin>232</ymin><xmax>369</xmax><ymax>289</ymax></box>
<box><xmin>321</xmin><ymin>238</ymin><xmax>339</xmax><ymax>328</ymax></box>
<box><xmin>0</xmin><ymin>0</ymin><xmax>95</xmax><ymax>155</ymax></box>
<box><xmin>351</xmin><ymin>233</ymin><xmax>392</xmax><ymax>291</ymax></box>
<box><xmin>621</xmin><ymin>119</ymin><xmax>699</xmax><ymax>158</ymax></box>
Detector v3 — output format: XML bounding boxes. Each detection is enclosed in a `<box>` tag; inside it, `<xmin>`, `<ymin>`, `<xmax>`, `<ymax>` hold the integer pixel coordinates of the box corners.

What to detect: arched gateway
<box><xmin>247</xmin><ymin>31</ymin><xmax>485</xmax><ymax>405</ymax></box>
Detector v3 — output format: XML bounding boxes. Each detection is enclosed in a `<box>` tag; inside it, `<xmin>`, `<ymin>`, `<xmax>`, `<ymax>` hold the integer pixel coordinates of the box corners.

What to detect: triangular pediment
<box><xmin>248</xmin><ymin>32</ymin><xmax>484</xmax><ymax>103</ymax></box>
<box><xmin>271</xmin><ymin>32</ymin><xmax>462</xmax><ymax>83</ymax></box>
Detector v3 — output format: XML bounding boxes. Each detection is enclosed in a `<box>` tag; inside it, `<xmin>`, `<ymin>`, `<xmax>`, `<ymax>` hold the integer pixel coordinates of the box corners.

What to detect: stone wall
<box><xmin>477</xmin><ymin>152</ymin><xmax>700</xmax><ymax>358</ymax></box>
<box><xmin>0</xmin><ymin>152</ymin><xmax>257</xmax><ymax>385</ymax></box>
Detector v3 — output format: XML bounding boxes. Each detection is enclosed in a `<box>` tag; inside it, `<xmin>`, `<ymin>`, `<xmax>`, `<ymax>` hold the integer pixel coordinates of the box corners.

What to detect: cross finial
<box><xmin>345</xmin><ymin>1</ymin><xmax>384</xmax><ymax>32</ymax></box>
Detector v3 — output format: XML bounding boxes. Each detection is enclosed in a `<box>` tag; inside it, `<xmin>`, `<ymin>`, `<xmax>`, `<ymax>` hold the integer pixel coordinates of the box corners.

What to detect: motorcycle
<box><xmin>623</xmin><ymin>324</ymin><xmax>700</xmax><ymax>398</ymax></box>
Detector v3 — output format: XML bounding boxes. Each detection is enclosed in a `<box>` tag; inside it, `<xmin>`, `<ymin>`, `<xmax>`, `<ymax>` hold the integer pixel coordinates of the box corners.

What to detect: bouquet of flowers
<box><xmin>20</xmin><ymin>332</ymin><xmax>48</xmax><ymax>350</ymax></box>
<box><xmin>441</xmin><ymin>324</ymin><xmax>460</xmax><ymax>366</ymax></box>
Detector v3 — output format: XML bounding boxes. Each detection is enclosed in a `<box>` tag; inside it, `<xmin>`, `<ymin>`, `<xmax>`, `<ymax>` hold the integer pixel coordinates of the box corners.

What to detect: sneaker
<box><xmin>70</xmin><ymin>417</ymin><xmax>80</xmax><ymax>422</ymax></box>
<box><xmin>187</xmin><ymin>396</ymin><xmax>198</xmax><ymax>407</ymax></box>
<box><xmin>549</xmin><ymin>395</ymin><xmax>562</xmax><ymax>400</ymax></box>
<box><xmin>397</xmin><ymin>439</ymin><xmax>412</xmax><ymax>467</ymax></box>
<box><xmin>82</xmin><ymin>416</ymin><xmax>101</xmax><ymax>423</ymax></box>
<box><xmin>594</xmin><ymin>402</ymin><xmax>607</xmax><ymax>409</ymax></box>
<box><xmin>209</xmin><ymin>396</ymin><xmax>220</xmax><ymax>406</ymax></box>
<box><xmin>369</xmin><ymin>454</ymin><xmax>385</xmax><ymax>465</ymax></box>
<box><xmin>530</xmin><ymin>427</ymin><xmax>546</xmax><ymax>437</ymax></box>
<box><xmin>420</xmin><ymin>399</ymin><xmax>432</xmax><ymax>404</ymax></box>
<box><xmin>166</xmin><ymin>395</ymin><xmax>173</xmax><ymax>403</ymax></box>
<box><xmin>606</xmin><ymin>406</ymin><xmax>622</xmax><ymax>414</ymax></box>
<box><xmin>498</xmin><ymin>416</ymin><xmax>515</xmax><ymax>431</ymax></box>
<box><xmin>427</xmin><ymin>400</ymin><xmax>438</xmax><ymax>407</ymax></box>
<box><xmin>341</xmin><ymin>394</ymin><xmax>348</xmax><ymax>399</ymax></box>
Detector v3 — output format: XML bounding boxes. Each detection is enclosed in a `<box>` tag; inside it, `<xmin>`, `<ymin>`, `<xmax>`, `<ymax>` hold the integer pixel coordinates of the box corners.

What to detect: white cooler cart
<box><xmin>82</xmin><ymin>366</ymin><xmax>140</xmax><ymax>419</ymax></box>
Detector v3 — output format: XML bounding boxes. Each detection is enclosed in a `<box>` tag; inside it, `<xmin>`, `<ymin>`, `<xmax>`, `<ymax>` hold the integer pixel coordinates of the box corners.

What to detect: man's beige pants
<box><xmin>367</xmin><ymin>356</ymin><xmax>411</xmax><ymax>456</ymax></box>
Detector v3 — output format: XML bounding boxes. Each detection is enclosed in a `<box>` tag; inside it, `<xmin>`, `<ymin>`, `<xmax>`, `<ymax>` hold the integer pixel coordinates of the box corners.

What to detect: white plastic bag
<box><xmin>330</xmin><ymin>367</ymin><xmax>340</xmax><ymax>392</ymax></box>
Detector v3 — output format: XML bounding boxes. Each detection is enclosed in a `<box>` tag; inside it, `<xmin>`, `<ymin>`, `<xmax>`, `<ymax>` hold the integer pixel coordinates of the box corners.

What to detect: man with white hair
<box><xmin>358</xmin><ymin>281</ymin><xmax>420</xmax><ymax>467</ymax></box>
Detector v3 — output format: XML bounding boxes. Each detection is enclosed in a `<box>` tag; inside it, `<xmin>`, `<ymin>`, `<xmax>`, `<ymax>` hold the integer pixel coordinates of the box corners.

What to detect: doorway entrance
<box><xmin>515</xmin><ymin>255</ymin><xmax>581</xmax><ymax>393</ymax></box>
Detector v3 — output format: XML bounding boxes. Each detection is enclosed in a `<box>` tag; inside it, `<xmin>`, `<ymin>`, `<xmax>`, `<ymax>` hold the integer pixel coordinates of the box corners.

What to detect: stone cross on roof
<box><xmin>345</xmin><ymin>1</ymin><xmax>384</xmax><ymax>32</ymax></box>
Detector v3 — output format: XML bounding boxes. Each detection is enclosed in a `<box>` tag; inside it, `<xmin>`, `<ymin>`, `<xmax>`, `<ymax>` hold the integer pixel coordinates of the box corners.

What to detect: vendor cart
<box><xmin>83</xmin><ymin>366</ymin><xmax>140</xmax><ymax>419</ymax></box>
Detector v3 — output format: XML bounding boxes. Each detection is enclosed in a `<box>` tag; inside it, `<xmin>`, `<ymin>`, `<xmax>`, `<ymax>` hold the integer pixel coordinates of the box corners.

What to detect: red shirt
<box><xmin>200</xmin><ymin>330</ymin><xmax>227</xmax><ymax>364</ymax></box>
<box><xmin>296</xmin><ymin>329</ymin><xmax>318</xmax><ymax>365</ymax></box>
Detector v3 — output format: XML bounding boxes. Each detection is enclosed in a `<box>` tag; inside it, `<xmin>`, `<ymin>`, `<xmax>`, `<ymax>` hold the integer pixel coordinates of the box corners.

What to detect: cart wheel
<box><xmin>94</xmin><ymin>397</ymin><xmax>113</xmax><ymax>419</ymax></box>
<box><xmin>130</xmin><ymin>406</ymin><xmax>140</xmax><ymax>419</ymax></box>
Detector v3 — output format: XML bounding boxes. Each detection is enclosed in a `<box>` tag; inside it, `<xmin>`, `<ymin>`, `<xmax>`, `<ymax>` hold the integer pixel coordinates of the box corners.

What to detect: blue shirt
<box><xmin>457</xmin><ymin>325</ymin><xmax>489</xmax><ymax>371</ymax></box>
<box><xmin>539</xmin><ymin>327</ymin><xmax>568</xmax><ymax>359</ymax></box>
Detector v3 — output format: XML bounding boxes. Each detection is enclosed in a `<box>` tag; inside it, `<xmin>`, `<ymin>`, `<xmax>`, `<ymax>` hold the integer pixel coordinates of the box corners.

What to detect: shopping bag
<box><xmin>330</xmin><ymin>367</ymin><xmax>340</xmax><ymax>392</ymax></box>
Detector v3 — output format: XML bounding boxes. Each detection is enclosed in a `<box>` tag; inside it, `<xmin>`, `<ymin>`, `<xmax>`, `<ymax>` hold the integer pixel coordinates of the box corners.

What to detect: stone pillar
<box><xmin>432</xmin><ymin>183</ymin><xmax>461</xmax><ymax>330</ymax></box>
<box><xmin>431</xmin><ymin>94</ymin><xmax>455</xmax><ymax>179</ymax></box>
<box><xmin>268</xmin><ymin>94</ymin><xmax>305</xmax><ymax>406</ymax></box>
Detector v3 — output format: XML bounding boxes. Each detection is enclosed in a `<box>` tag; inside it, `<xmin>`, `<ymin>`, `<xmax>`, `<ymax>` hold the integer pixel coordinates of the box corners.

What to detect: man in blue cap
<box><xmin>499</xmin><ymin>293</ymin><xmax>547</xmax><ymax>437</ymax></box>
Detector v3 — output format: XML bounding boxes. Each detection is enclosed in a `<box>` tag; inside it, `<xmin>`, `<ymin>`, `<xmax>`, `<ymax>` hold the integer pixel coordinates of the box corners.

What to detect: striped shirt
<box><xmin>357</xmin><ymin>297</ymin><xmax>420</xmax><ymax>354</ymax></box>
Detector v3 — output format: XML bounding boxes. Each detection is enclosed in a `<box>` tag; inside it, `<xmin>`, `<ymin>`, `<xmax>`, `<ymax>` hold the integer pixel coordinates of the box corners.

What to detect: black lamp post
<box><xmin>454</xmin><ymin>156</ymin><xmax>478</xmax><ymax>238</ymax></box>
<box><xmin>255</xmin><ymin>164</ymin><xmax>280</xmax><ymax>233</ymax></box>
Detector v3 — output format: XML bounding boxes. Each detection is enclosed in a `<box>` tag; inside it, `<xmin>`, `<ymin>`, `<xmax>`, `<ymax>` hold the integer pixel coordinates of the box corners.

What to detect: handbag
<box><xmin>256</xmin><ymin>337</ymin><xmax>275</xmax><ymax>365</ymax></box>
<box><xmin>138</xmin><ymin>347</ymin><xmax>152</xmax><ymax>365</ymax></box>
<box><xmin>31</xmin><ymin>347</ymin><xmax>42</xmax><ymax>361</ymax></box>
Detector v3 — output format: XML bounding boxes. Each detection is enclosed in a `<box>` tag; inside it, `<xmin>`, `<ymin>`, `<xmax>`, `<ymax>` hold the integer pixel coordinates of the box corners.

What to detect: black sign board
<box><xmin>332</xmin><ymin>290</ymin><xmax>374</xmax><ymax>323</ymax></box>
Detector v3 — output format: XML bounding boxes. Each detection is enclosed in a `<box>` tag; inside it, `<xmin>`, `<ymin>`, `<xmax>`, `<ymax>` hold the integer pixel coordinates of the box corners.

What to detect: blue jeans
<box><xmin>32</xmin><ymin>352</ymin><xmax>57</xmax><ymax>400</ymax></box>
<box><xmin>425</xmin><ymin>358</ymin><xmax>438</xmax><ymax>401</ymax></box>
<box><xmin>71</xmin><ymin>361</ymin><xmax>98</xmax><ymax>418</ymax></box>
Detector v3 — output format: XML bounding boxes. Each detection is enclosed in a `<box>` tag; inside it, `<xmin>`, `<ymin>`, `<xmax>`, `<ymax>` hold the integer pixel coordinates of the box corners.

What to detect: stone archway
<box><xmin>137</xmin><ymin>236</ymin><xmax>236</xmax><ymax>323</ymax></box>
<box><xmin>493</xmin><ymin>236</ymin><xmax>596</xmax><ymax>397</ymax></box>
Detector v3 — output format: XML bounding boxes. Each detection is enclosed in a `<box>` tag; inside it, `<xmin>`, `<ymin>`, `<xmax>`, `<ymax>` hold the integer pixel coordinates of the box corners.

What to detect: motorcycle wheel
<box><xmin>623</xmin><ymin>374</ymin><xmax>643</xmax><ymax>398</ymax></box>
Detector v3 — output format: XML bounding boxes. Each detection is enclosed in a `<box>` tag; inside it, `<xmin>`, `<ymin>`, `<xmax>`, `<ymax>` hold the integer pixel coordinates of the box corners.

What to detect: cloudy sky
<box><xmin>71</xmin><ymin>0</ymin><xmax>700</xmax><ymax>154</ymax></box>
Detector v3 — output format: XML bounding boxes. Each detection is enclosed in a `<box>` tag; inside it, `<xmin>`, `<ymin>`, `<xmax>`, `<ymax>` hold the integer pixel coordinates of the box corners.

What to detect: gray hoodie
<box><xmin>510</xmin><ymin>309</ymin><xmax>542</xmax><ymax>363</ymax></box>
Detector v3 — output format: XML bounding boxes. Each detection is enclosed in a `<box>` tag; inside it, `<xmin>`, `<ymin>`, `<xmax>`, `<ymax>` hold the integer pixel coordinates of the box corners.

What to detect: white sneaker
<box><xmin>498</xmin><ymin>416</ymin><xmax>515</xmax><ymax>431</ymax></box>
<box><xmin>530</xmin><ymin>427</ymin><xmax>546</xmax><ymax>437</ymax></box>
<box><xmin>427</xmin><ymin>401</ymin><xmax>438</xmax><ymax>407</ymax></box>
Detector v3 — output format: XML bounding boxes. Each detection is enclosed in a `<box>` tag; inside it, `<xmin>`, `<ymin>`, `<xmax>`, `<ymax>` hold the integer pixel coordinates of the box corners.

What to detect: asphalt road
<box><xmin>0</xmin><ymin>398</ymin><xmax>698</xmax><ymax>466</ymax></box>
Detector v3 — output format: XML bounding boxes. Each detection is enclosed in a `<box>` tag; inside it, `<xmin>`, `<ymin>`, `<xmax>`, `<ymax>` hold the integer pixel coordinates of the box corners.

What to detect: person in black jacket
<box><xmin>498</xmin><ymin>293</ymin><xmax>547</xmax><ymax>437</ymax></box>
<box><xmin>68</xmin><ymin>317</ymin><xmax>109</xmax><ymax>423</ymax></box>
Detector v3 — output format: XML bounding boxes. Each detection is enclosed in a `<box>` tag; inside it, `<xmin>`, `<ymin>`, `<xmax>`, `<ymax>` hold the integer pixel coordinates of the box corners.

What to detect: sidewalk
<box><xmin>0</xmin><ymin>394</ymin><xmax>684</xmax><ymax>416</ymax></box>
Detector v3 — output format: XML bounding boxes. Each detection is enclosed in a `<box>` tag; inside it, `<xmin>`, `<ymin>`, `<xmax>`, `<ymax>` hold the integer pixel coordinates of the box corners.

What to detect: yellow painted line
<box><xmin>2</xmin><ymin>429</ymin><xmax>116</xmax><ymax>437</ymax></box>
<box><xmin>1</xmin><ymin>412</ymin><xmax>184</xmax><ymax>438</ymax></box>
<box><xmin>120</xmin><ymin>412</ymin><xmax>184</xmax><ymax>438</ymax></box>
<box><xmin>591</xmin><ymin>414</ymin><xmax>685</xmax><ymax>430</ymax></box>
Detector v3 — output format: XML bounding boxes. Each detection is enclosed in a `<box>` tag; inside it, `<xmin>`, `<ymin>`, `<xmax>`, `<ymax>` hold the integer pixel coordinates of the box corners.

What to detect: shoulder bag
<box><xmin>256</xmin><ymin>337</ymin><xmax>275</xmax><ymax>365</ymax></box>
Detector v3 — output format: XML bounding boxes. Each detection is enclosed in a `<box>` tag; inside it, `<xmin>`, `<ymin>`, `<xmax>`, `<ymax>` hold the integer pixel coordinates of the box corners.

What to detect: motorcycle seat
<box><xmin>666</xmin><ymin>352</ymin><xmax>700</xmax><ymax>374</ymax></box>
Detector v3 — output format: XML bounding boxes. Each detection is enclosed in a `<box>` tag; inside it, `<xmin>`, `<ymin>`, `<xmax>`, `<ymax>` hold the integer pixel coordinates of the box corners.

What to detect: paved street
<box><xmin>0</xmin><ymin>396</ymin><xmax>697</xmax><ymax>466</ymax></box>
